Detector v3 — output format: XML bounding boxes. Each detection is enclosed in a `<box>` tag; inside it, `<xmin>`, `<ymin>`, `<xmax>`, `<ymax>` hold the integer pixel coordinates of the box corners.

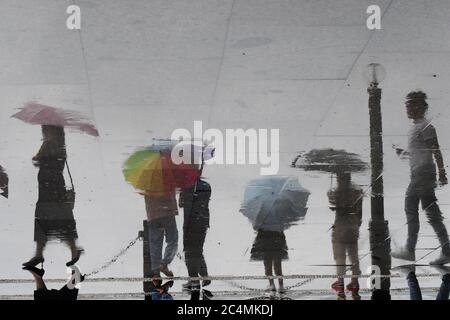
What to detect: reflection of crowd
<box><xmin>145</xmin><ymin>176</ymin><xmax>212</xmax><ymax>297</ymax></box>
<box><xmin>141</xmin><ymin>90</ymin><xmax>450</xmax><ymax>300</ymax></box>
<box><xmin>14</xmin><ymin>90</ymin><xmax>450</xmax><ymax>301</ymax></box>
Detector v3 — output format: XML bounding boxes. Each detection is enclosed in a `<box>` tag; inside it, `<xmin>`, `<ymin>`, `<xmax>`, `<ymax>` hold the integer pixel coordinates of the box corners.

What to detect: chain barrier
<box><xmin>3</xmin><ymin>231</ymin><xmax>446</xmax><ymax>297</ymax></box>
<box><xmin>0</xmin><ymin>236</ymin><xmax>141</xmax><ymax>284</ymax></box>
<box><xmin>1</xmin><ymin>271</ymin><xmax>444</xmax><ymax>284</ymax></box>
<box><xmin>84</xmin><ymin>236</ymin><xmax>140</xmax><ymax>277</ymax></box>
<box><xmin>1</xmin><ymin>286</ymin><xmax>444</xmax><ymax>300</ymax></box>
<box><xmin>175</xmin><ymin>252</ymin><xmax>314</xmax><ymax>292</ymax></box>
<box><xmin>220</xmin><ymin>275</ymin><xmax>315</xmax><ymax>293</ymax></box>
<box><xmin>285</xmin><ymin>277</ymin><xmax>315</xmax><ymax>290</ymax></box>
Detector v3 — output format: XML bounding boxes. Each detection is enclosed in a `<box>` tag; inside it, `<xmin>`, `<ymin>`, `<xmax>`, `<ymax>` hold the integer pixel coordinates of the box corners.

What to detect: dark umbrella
<box><xmin>291</xmin><ymin>148</ymin><xmax>368</xmax><ymax>174</ymax></box>
<box><xmin>0</xmin><ymin>165</ymin><xmax>8</xmax><ymax>198</ymax></box>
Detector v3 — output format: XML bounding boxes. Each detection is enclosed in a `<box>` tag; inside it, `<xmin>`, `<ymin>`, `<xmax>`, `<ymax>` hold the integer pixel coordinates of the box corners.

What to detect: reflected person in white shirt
<box><xmin>392</xmin><ymin>91</ymin><xmax>450</xmax><ymax>265</ymax></box>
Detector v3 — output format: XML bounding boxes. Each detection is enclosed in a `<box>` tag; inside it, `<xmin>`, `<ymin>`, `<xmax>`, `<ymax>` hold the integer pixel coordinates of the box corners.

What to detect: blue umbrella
<box><xmin>240</xmin><ymin>176</ymin><xmax>310</xmax><ymax>232</ymax></box>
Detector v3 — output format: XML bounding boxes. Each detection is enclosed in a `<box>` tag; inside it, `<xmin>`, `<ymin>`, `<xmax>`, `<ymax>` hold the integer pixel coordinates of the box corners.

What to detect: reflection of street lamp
<box><xmin>365</xmin><ymin>63</ymin><xmax>391</xmax><ymax>300</ymax></box>
<box><xmin>365</xmin><ymin>63</ymin><xmax>386</xmax><ymax>222</ymax></box>
<box><xmin>364</xmin><ymin>63</ymin><xmax>386</xmax><ymax>86</ymax></box>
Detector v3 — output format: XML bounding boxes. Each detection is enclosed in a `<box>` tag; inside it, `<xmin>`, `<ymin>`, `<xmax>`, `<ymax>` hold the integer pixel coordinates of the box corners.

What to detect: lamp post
<box><xmin>365</xmin><ymin>63</ymin><xmax>391</xmax><ymax>300</ymax></box>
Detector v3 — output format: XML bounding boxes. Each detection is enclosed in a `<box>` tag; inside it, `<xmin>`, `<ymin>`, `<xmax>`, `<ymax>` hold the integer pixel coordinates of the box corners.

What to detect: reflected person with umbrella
<box><xmin>293</xmin><ymin>148</ymin><xmax>367</xmax><ymax>300</ymax></box>
<box><xmin>123</xmin><ymin>141</ymin><xmax>201</xmax><ymax>278</ymax></box>
<box><xmin>144</xmin><ymin>185</ymin><xmax>179</xmax><ymax>278</ymax></box>
<box><xmin>241</xmin><ymin>176</ymin><xmax>310</xmax><ymax>294</ymax></box>
<box><xmin>12</xmin><ymin>102</ymin><xmax>99</xmax><ymax>267</ymax></box>
<box><xmin>328</xmin><ymin>171</ymin><xmax>363</xmax><ymax>300</ymax></box>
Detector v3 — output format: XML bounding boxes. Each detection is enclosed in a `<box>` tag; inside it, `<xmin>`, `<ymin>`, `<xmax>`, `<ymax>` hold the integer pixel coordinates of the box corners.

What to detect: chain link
<box><xmin>84</xmin><ymin>236</ymin><xmax>140</xmax><ymax>277</ymax></box>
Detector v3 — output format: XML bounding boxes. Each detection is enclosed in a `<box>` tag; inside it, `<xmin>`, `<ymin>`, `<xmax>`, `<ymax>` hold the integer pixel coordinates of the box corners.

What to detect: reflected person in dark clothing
<box><xmin>251</xmin><ymin>228</ymin><xmax>288</xmax><ymax>293</ymax></box>
<box><xmin>394</xmin><ymin>265</ymin><xmax>450</xmax><ymax>300</ymax></box>
<box><xmin>22</xmin><ymin>125</ymin><xmax>83</xmax><ymax>268</ymax></box>
<box><xmin>328</xmin><ymin>171</ymin><xmax>363</xmax><ymax>300</ymax></box>
<box><xmin>151</xmin><ymin>278</ymin><xmax>174</xmax><ymax>300</ymax></box>
<box><xmin>179</xmin><ymin>178</ymin><xmax>211</xmax><ymax>292</ymax></box>
<box><xmin>23</xmin><ymin>265</ymin><xmax>84</xmax><ymax>300</ymax></box>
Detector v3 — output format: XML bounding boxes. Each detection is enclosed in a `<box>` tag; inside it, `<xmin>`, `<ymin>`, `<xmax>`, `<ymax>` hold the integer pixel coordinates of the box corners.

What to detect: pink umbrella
<box><xmin>11</xmin><ymin>102</ymin><xmax>99</xmax><ymax>136</ymax></box>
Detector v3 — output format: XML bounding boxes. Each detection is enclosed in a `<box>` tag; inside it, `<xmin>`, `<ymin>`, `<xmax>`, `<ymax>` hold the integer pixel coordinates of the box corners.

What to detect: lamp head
<box><xmin>364</xmin><ymin>63</ymin><xmax>386</xmax><ymax>85</ymax></box>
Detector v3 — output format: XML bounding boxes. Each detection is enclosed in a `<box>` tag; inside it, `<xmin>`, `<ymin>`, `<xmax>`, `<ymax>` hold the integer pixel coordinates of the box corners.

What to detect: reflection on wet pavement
<box><xmin>1</xmin><ymin>0</ymin><xmax>450</xmax><ymax>300</ymax></box>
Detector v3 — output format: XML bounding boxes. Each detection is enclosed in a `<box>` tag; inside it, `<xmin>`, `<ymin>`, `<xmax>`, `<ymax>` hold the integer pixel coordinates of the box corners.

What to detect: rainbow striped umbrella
<box><xmin>123</xmin><ymin>146</ymin><xmax>200</xmax><ymax>196</ymax></box>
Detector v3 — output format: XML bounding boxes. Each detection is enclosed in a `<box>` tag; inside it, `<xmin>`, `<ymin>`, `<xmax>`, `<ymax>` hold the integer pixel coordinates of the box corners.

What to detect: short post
<box><xmin>140</xmin><ymin>220</ymin><xmax>153</xmax><ymax>300</ymax></box>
